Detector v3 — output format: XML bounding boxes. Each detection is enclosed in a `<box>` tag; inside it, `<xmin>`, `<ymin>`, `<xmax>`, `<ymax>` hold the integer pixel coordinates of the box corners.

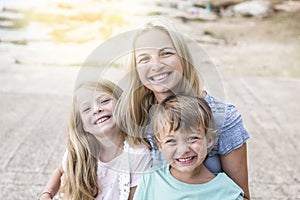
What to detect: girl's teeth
<box><xmin>152</xmin><ymin>73</ymin><xmax>167</xmax><ymax>81</ymax></box>
<box><xmin>97</xmin><ymin>117</ymin><xmax>109</xmax><ymax>124</ymax></box>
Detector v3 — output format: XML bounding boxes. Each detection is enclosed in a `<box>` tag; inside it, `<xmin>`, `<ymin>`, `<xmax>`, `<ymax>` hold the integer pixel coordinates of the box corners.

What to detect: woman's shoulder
<box><xmin>204</xmin><ymin>93</ymin><xmax>235</xmax><ymax>111</ymax></box>
<box><xmin>204</xmin><ymin>92</ymin><xmax>240</xmax><ymax>124</ymax></box>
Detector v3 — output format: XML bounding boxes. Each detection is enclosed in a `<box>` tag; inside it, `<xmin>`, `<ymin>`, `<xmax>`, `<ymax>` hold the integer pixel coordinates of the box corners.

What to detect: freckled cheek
<box><xmin>161</xmin><ymin>146</ymin><xmax>177</xmax><ymax>162</ymax></box>
<box><xmin>192</xmin><ymin>143</ymin><xmax>208</xmax><ymax>157</ymax></box>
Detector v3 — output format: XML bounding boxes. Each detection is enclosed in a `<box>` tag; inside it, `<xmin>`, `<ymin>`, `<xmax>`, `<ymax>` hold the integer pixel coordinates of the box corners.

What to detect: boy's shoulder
<box><xmin>214</xmin><ymin>173</ymin><xmax>244</xmax><ymax>192</ymax></box>
<box><xmin>141</xmin><ymin>164</ymin><xmax>169</xmax><ymax>179</ymax></box>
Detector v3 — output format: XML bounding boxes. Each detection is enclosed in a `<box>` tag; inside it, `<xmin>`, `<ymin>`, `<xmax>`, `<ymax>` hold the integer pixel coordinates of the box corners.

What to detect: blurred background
<box><xmin>0</xmin><ymin>0</ymin><xmax>299</xmax><ymax>199</ymax></box>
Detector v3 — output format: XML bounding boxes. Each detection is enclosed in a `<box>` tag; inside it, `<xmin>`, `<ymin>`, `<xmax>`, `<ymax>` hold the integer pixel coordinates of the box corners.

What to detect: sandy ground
<box><xmin>0</xmin><ymin>2</ymin><xmax>300</xmax><ymax>199</ymax></box>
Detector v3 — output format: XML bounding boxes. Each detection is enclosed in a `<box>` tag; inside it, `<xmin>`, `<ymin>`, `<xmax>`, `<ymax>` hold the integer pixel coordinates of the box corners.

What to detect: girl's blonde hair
<box><xmin>152</xmin><ymin>94</ymin><xmax>216</xmax><ymax>152</ymax></box>
<box><xmin>115</xmin><ymin>19</ymin><xmax>202</xmax><ymax>148</ymax></box>
<box><xmin>61</xmin><ymin>80</ymin><xmax>123</xmax><ymax>200</ymax></box>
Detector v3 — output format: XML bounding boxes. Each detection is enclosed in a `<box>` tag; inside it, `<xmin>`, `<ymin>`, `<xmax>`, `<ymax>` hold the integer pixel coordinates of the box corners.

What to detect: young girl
<box><xmin>115</xmin><ymin>20</ymin><xmax>250</xmax><ymax>199</ymax></box>
<box><xmin>133</xmin><ymin>94</ymin><xmax>244</xmax><ymax>200</ymax></box>
<box><xmin>38</xmin><ymin>80</ymin><xmax>151</xmax><ymax>200</ymax></box>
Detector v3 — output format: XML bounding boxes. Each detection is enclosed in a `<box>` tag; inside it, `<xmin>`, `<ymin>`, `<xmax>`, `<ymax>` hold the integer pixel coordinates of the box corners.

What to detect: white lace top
<box><xmin>62</xmin><ymin>141</ymin><xmax>151</xmax><ymax>200</ymax></box>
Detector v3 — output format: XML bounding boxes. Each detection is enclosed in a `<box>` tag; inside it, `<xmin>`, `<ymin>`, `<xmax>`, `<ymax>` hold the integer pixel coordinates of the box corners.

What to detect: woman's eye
<box><xmin>161</xmin><ymin>50</ymin><xmax>175</xmax><ymax>57</ymax></box>
<box><xmin>137</xmin><ymin>56</ymin><xmax>149</xmax><ymax>64</ymax></box>
<box><xmin>161</xmin><ymin>52</ymin><xmax>170</xmax><ymax>56</ymax></box>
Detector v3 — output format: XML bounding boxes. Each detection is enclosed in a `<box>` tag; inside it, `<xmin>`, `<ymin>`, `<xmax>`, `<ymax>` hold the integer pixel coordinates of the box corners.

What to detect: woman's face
<box><xmin>134</xmin><ymin>29</ymin><xmax>183</xmax><ymax>102</ymax></box>
<box><xmin>77</xmin><ymin>88</ymin><xmax>117</xmax><ymax>138</ymax></box>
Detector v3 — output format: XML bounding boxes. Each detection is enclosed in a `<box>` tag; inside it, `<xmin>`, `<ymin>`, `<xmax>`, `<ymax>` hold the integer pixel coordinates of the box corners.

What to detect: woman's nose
<box><xmin>150</xmin><ymin>55</ymin><xmax>164</xmax><ymax>71</ymax></box>
<box><xmin>151</xmin><ymin>55</ymin><xmax>160</xmax><ymax>64</ymax></box>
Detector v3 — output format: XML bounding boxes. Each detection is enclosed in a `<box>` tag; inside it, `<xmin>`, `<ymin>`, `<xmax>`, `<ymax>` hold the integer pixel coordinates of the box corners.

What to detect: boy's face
<box><xmin>159</xmin><ymin>128</ymin><xmax>211</xmax><ymax>175</ymax></box>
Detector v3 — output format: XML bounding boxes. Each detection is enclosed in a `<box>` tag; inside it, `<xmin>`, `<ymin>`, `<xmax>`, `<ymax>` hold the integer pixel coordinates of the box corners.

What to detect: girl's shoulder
<box><xmin>124</xmin><ymin>140</ymin><xmax>151</xmax><ymax>154</ymax></box>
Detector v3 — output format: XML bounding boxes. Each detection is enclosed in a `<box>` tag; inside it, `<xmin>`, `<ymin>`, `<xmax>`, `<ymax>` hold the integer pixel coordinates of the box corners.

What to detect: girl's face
<box><xmin>159</xmin><ymin>128</ymin><xmax>211</xmax><ymax>176</ymax></box>
<box><xmin>135</xmin><ymin>29</ymin><xmax>183</xmax><ymax>102</ymax></box>
<box><xmin>77</xmin><ymin>88</ymin><xmax>117</xmax><ymax>138</ymax></box>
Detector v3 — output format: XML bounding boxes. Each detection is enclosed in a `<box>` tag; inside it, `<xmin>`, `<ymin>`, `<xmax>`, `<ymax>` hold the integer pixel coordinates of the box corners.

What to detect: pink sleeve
<box><xmin>129</xmin><ymin>147</ymin><xmax>151</xmax><ymax>187</ymax></box>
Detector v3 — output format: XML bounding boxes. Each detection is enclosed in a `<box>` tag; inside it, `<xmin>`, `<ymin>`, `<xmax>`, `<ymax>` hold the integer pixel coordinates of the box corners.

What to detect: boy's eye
<box><xmin>187</xmin><ymin>136</ymin><xmax>199</xmax><ymax>143</ymax></box>
<box><xmin>165</xmin><ymin>139</ymin><xmax>176</xmax><ymax>144</ymax></box>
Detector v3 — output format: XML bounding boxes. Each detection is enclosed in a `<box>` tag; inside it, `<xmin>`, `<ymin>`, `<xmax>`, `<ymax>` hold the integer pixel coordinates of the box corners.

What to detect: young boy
<box><xmin>133</xmin><ymin>94</ymin><xmax>244</xmax><ymax>200</ymax></box>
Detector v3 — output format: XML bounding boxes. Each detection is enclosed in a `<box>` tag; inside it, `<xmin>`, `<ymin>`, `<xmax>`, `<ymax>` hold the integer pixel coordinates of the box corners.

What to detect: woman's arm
<box><xmin>38</xmin><ymin>164</ymin><xmax>64</xmax><ymax>200</ymax></box>
<box><xmin>221</xmin><ymin>143</ymin><xmax>250</xmax><ymax>200</ymax></box>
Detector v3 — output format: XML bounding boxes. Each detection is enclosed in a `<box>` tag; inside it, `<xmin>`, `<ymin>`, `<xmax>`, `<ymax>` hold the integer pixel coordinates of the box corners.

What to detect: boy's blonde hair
<box><xmin>152</xmin><ymin>94</ymin><xmax>216</xmax><ymax>152</ymax></box>
<box><xmin>61</xmin><ymin>80</ymin><xmax>123</xmax><ymax>200</ymax></box>
<box><xmin>115</xmin><ymin>20</ymin><xmax>202</xmax><ymax>149</ymax></box>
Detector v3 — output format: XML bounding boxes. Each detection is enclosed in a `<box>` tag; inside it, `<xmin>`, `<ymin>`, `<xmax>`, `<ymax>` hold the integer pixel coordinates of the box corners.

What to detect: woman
<box><xmin>115</xmin><ymin>20</ymin><xmax>250</xmax><ymax>199</ymax></box>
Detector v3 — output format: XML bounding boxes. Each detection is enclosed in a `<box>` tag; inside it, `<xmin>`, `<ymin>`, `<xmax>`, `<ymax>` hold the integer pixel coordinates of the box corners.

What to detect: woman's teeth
<box><xmin>152</xmin><ymin>73</ymin><xmax>168</xmax><ymax>81</ymax></box>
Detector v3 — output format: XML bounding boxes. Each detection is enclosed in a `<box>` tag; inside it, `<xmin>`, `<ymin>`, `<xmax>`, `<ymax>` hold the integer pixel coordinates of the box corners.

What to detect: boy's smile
<box><xmin>159</xmin><ymin>129</ymin><xmax>212</xmax><ymax>177</ymax></box>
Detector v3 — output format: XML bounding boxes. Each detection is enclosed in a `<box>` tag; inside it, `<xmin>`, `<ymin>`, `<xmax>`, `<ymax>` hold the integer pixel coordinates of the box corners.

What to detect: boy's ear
<box><xmin>154</xmin><ymin>135</ymin><xmax>162</xmax><ymax>150</ymax></box>
<box><xmin>207</xmin><ymin>135</ymin><xmax>214</xmax><ymax>149</ymax></box>
<box><xmin>157</xmin><ymin>142</ymin><xmax>162</xmax><ymax>150</ymax></box>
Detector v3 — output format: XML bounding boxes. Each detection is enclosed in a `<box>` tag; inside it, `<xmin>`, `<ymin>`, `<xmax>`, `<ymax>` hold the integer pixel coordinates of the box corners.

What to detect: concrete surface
<box><xmin>0</xmin><ymin>57</ymin><xmax>300</xmax><ymax>199</ymax></box>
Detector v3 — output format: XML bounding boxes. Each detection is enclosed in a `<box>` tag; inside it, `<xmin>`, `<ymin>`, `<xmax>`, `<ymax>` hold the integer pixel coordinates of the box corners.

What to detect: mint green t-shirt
<box><xmin>133</xmin><ymin>165</ymin><xmax>244</xmax><ymax>200</ymax></box>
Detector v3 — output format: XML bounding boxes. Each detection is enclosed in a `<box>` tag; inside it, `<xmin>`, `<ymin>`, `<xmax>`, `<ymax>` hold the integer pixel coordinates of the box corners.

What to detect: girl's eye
<box><xmin>100</xmin><ymin>98</ymin><xmax>111</xmax><ymax>104</ymax></box>
<box><xmin>82</xmin><ymin>107</ymin><xmax>91</xmax><ymax>113</ymax></box>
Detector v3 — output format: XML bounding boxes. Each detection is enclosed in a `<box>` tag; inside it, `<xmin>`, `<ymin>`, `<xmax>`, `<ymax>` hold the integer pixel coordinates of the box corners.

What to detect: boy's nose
<box><xmin>177</xmin><ymin>143</ymin><xmax>190</xmax><ymax>154</ymax></box>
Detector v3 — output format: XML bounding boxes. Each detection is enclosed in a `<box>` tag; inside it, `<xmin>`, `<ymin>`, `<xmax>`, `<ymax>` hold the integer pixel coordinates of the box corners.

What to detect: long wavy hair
<box><xmin>115</xmin><ymin>19</ymin><xmax>202</xmax><ymax>149</ymax></box>
<box><xmin>60</xmin><ymin>80</ymin><xmax>123</xmax><ymax>200</ymax></box>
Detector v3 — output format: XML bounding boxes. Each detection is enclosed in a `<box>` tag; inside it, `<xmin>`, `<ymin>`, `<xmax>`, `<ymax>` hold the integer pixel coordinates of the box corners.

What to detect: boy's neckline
<box><xmin>168</xmin><ymin>164</ymin><xmax>216</xmax><ymax>185</ymax></box>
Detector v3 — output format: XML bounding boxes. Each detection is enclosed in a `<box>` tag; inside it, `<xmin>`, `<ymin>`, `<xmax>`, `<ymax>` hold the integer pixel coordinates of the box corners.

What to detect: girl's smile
<box><xmin>77</xmin><ymin>89</ymin><xmax>117</xmax><ymax>137</ymax></box>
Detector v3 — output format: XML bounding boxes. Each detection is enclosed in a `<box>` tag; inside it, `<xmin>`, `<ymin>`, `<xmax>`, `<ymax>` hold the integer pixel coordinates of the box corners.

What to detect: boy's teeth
<box><xmin>178</xmin><ymin>157</ymin><xmax>193</xmax><ymax>162</ymax></box>
<box><xmin>152</xmin><ymin>73</ymin><xmax>167</xmax><ymax>81</ymax></box>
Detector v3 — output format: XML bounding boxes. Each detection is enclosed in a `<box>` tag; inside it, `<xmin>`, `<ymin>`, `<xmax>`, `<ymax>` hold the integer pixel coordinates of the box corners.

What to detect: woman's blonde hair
<box><xmin>115</xmin><ymin>19</ymin><xmax>202</xmax><ymax>148</ymax></box>
<box><xmin>61</xmin><ymin>80</ymin><xmax>123</xmax><ymax>200</ymax></box>
<box><xmin>152</xmin><ymin>94</ymin><xmax>216</xmax><ymax>152</ymax></box>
